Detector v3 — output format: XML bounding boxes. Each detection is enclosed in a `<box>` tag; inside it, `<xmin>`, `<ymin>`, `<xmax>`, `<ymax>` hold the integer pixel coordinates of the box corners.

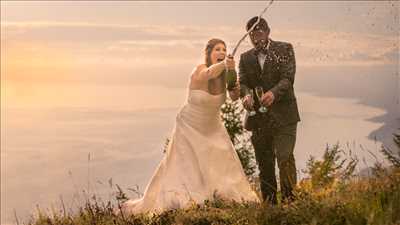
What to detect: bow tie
<box><xmin>254</xmin><ymin>40</ymin><xmax>270</xmax><ymax>55</ymax></box>
<box><xmin>255</xmin><ymin>47</ymin><xmax>268</xmax><ymax>55</ymax></box>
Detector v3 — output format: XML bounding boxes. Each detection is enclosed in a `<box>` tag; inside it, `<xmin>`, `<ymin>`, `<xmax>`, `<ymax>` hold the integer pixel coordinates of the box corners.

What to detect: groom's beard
<box><xmin>254</xmin><ymin>38</ymin><xmax>269</xmax><ymax>54</ymax></box>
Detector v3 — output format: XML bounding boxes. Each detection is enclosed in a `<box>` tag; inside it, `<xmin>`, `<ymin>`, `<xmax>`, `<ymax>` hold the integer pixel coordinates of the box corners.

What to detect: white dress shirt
<box><xmin>256</xmin><ymin>39</ymin><xmax>271</xmax><ymax>71</ymax></box>
<box><xmin>258</xmin><ymin>53</ymin><xmax>267</xmax><ymax>71</ymax></box>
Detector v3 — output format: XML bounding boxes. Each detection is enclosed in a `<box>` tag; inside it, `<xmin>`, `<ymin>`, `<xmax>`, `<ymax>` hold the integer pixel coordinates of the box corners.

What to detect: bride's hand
<box><xmin>224</xmin><ymin>55</ymin><xmax>235</xmax><ymax>70</ymax></box>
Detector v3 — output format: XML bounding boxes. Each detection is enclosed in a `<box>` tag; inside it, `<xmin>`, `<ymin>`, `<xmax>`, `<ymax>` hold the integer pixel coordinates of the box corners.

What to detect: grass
<box><xmin>22</xmin><ymin>136</ymin><xmax>400</xmax><ymax>225</ymax></box>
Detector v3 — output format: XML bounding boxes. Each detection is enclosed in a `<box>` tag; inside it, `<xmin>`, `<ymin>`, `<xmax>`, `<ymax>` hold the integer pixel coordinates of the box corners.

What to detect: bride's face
<box><xmin>210</xmin><ymin>43</ymin><xmax>226</xmax><ymax>65</ymax></box>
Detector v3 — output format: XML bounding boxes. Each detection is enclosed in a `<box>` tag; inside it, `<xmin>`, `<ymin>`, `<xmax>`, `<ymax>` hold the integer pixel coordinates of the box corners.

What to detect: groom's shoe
<box><xmin>281</xmin><ymin>192</ymin><xmax>296</xmax><ymax>205</ymax></box>
<box><xmin>262</xmin><ymin>194</ymin><xmax>277</xmax><ymax>206</ymax></box>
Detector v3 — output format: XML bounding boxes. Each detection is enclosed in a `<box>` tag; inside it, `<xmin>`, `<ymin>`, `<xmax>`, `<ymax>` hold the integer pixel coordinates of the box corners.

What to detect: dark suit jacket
<box><xmin>239</xmin><ymin>39</ymin><xmax>300</xmax><ymax>130</ymax></box>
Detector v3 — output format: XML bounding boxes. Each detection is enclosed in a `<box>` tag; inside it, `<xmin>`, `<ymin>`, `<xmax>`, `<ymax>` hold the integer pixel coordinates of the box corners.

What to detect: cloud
<box><xmin>2</xmin><ymin>21</ymin><xmax>398</xmax><ymax>109</ymax></box>
<box><xmin>2</xmin><ymin>21</ymin><xmax>398</xmax><ymax>79</ymax></box>
<box><xmin>1</xmin><ymin>21</ymin><xmax>237</xmax><ymax>44</ymax></box>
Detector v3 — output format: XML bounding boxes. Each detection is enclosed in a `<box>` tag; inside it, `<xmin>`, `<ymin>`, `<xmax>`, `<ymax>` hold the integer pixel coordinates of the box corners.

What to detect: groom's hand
<box><xmin>261</xmin><ymin>91</ymin><xmax>275</xmax><ymax>107</ymax></box>
<box><xmin>243</xmin><ymin>94</ymin><xmax>254</xmax><ymax>111</ymax></box>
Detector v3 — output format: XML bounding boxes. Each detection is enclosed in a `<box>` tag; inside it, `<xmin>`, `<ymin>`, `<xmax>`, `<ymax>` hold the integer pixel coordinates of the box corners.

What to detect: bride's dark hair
<box><xmin>205</xmin><ymin>38</ymin><xmax>226</xmax><ymax>67</ymax></box>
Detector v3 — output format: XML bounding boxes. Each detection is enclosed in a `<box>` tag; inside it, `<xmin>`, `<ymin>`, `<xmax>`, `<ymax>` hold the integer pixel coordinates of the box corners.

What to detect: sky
<box><xmin>1</xmin><ymin>1</ymin><xmax>399</xmax><ymax>109</ymax></box>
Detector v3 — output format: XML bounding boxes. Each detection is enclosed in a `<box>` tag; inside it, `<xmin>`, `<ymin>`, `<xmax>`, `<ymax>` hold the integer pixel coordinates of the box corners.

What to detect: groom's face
<box><xmin>249</xmin><ymin>29</ymin><xmax>269</xmax><ymax>50</ymax></box>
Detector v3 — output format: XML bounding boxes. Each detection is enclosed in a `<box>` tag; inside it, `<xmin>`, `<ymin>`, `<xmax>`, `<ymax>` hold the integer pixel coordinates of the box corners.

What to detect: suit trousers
<box><xmin>251</xmin><ymin>122</ymin><xmax>298</xmax><ymax>204</ymax></box>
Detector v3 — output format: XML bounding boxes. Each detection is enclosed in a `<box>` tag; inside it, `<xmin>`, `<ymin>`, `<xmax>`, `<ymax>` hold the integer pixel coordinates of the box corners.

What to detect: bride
<box><xmin>118</xmin><ymin>38</ymin><xmax>260</xmax><ymax>215</ymax></box>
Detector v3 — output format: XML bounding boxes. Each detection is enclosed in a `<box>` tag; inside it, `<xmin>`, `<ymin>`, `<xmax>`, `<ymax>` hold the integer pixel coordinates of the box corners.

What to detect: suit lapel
<box><xmin>249</xmin><ymin>49</ymin><xmax>262</xmax><ymax>80</ymax></box>
<box><xmin>261</xmin><ymin>40</ymin><xmax>278</xmax><ymax>77</ymax></box>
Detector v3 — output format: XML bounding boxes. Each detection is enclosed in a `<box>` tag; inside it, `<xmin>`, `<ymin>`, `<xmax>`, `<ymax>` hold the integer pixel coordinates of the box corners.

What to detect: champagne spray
<box><xmin>225</xmin><ymin>0</ymin><xmax>274</xmax><ymax>91</ymax></box>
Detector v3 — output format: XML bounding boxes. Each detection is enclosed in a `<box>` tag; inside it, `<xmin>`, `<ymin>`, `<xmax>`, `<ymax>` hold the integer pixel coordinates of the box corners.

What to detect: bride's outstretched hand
<box><xmin>225</xmin><ymin>55</ymin><xmax>235</xmax><ymax>70</ymax></box>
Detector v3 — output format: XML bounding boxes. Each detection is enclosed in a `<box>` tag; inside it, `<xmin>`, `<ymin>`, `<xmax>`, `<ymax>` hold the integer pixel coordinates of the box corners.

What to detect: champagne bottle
<box><xmin>226</xmin><ymin>69</ymin><xmax>237</xmax><ymax>91</ymax></box>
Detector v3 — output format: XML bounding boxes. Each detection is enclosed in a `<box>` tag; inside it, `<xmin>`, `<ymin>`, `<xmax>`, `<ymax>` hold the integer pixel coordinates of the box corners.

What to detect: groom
<box><xmin>237</xmin><ymin>16</ymin><xmax>300</xmax><ymax>204</ymax></box>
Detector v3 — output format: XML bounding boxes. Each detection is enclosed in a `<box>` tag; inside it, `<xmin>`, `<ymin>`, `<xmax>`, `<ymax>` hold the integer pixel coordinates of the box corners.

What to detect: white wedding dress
<box><xmin>120</xmin><ymin>89</ymin><xmax>260</xmax><ymax>215</ymax></box>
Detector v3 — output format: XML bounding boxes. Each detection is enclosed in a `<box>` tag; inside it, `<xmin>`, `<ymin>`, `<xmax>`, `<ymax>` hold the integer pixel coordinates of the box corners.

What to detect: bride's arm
<box><xmin>196</xmin><ymin>61</ymin><xmax>226</xmax><ymax>80</ymax></box>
